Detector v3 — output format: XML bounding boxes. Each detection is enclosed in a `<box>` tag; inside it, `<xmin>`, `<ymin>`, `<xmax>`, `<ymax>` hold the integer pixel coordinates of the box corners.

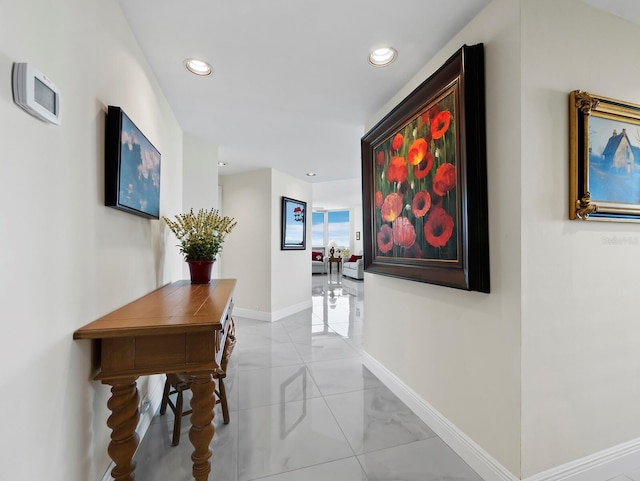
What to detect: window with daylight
<box><xmin>327</xmin><ymin>210</ymin><xmax>350</xmax><ymax>247</ymax></box>
<box><xmin>311</xmin><ymin>211</ymin><xmax>325</xmax><ymax>247</ymax></box>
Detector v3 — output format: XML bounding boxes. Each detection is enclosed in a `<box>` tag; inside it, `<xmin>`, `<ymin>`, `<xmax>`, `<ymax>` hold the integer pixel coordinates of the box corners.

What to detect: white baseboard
<box><xmin>233</xmin><ymin>306</ymin><xmax>272</xmax><ymax>322</ymax></box>
<box><xmin>362</xmin><ymin>352</ymin><xmax>640</xmax><ymax>481</ymax></box>
<box><xmin>271</xmin><ymin>299</ymin><xmax>312</xmax><ymax>322</ymax></box>
<box><xmin>99</xmin><ymin>379</ymin><xmax>165</xmax><ymax>481</ymax></box>
<box><xmin>524</xmin><ymin>438</ymin><xmax>640</xmax><ymax>481</ymax></box>
<box><xmin>234</xmin><ymin>299</ymin><xmax>312</xmax><ymax>323</ymax></box>
<box><xmin>362</xmin><ymin>352</ymin><xmax>518</xmax><ymax>481</ymax></box>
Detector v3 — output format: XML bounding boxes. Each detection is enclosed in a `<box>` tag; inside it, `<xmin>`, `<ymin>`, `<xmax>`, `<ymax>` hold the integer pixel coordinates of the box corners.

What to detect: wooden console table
<box><xmin>328</xmin><ymin>256</ymin><xmax>341</xmax><ymax>274</ymax></box>
<box><xmin>73</xmin><ymin>279</ymin><xmax>236</xmax><ymax>481</ymax></box>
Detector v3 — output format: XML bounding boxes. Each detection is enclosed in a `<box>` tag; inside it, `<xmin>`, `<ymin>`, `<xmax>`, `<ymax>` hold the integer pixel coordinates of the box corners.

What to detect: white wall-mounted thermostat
<box><xmin>12</xmin><ymin>62</ymin><xmax>62</xmax><ymax>125</ymax></box>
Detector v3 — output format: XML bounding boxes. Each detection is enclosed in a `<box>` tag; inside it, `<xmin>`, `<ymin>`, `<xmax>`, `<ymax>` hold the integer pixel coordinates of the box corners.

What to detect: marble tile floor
<box><xmin>612</xmin><ymin>470</ymin><xmax>640</xmax><ymax>481</ymax></box>
<box><xmin>133</xmin><ymin>274</ymin><xmax>483</xmax><ymax>481</ymax></box>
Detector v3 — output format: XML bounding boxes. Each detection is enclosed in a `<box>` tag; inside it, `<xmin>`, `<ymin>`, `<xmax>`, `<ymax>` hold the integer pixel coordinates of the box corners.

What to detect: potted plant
<box><xmin>163</xmin><ymin>208</ymin><xmax>237</xmax><ymax>283</ymax></box>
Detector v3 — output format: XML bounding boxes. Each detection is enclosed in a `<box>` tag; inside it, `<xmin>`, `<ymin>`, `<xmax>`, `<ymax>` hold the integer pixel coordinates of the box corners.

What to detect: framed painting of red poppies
<box><xmin>361</xmin><ymin>44</ymin><xmax>489</xmax><ymax>292</ymax></box>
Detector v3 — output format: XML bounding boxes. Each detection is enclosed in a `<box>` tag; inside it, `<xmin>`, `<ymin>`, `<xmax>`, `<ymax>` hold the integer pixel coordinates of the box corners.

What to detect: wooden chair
<box><xmin>160</xmin><ymin>316</ymin><xmax>236</xmax><ymax>446</ymax></box>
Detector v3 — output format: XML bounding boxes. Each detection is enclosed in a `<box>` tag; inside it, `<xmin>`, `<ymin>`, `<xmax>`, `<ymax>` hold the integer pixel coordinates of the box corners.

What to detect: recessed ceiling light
<box><xmin>368</xmin><ymin>47</ymin><xmax>397</xmax><ymax>67</ymax></box>
<box><xmin>306</xmin><ymin>172</ymin><xmax>317</xmax><ymax>177</ymax></box>
<box><xmin>184</xmin><ymin>58</ymin><xmax>213</xmax><ymax>76</ymax></box>
<box><xmin>217</xmin><ymin>161</ymin><xmax>228</xmax><ymax>166</ymax></box>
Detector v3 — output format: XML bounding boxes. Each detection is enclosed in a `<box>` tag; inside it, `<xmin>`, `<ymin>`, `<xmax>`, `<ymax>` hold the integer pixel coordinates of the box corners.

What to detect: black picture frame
<box><xmin>105</xmin><ymin>105</ymin><xmax>161</xmax><ymax>219</ymax></box>
<box><xmin>570</xmin><ymin>90</ymin><xmax>640</xmax><ymax>222</ymax></box>
<box><xmin>361</xmin><ymin>44</ymin><xmax>489</xmax><ymax>292</ymax></box>
<box><xmin>281</xmin><ymin>196</ymin><xmax>307</xmax><ymax>250</ymax></box>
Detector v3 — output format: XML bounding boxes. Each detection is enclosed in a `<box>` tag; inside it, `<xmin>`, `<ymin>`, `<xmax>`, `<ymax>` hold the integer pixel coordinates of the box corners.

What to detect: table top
<box><xmin>73</xmin><ymin>279</ymin><xmax>236</xmax><ymax>340</ymax></box>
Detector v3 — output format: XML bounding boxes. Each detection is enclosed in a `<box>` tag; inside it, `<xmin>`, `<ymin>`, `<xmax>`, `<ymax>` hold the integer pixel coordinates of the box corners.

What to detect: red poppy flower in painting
<box><xmin>377</xmin><ymin>224</ymin><xmax>394</xmax><ymax>254</ymax></box>
<box><xmin>386</xmin><ymin>156</ymin><xmax>408</xmax><ymax>183</ymax></box>
<box><xmin>422</xmin><ymin>104</ymin><xmax>441</xmax><ymax>125</ymax></box>
<box><xmin>411</xmin><ymin>191</ymin><xmax>431</xmax><ymax>218</ymax></box>
<box><xmin>376</xmin><ymin>150</ymin><xmax>385</xmax><ymax>166</ymax></box>
<box><xmin>398</xmin><ymin>181</ymin><xmax>411</xmax><ymax>196</ymax></box>
<box><xmin>432</xmin><ymin>163</ymin><xmax>457</xmax><ymax>196</ymax></box>
<box><xmin>392</xmin><ymin>216</ymin><xmax>416</xmax><ymax>249</ymax></box>
<box><xmin>430</xmin><ymin>111</ymin><xmax>451</xmax><ymax>140</ymax></box>
<box><xmin>424</xmin><ymin>207</ymin><xmax>455</xmax><ymax>247</ymax></box>
<box><xmin>381</xmin><ymin>192</ymin><xmax>403</xmax><ymax>222</ymax></box>
<box><xmin>375</xmin><ymin>191</ymin><xmax>383</xmax><ymax>209</ymax></box>
<box><xmin>407</xmin><ymin>138</ymin><xmax>428</xmax><ymax>166</ymax></box>
<box><xmin>402</xmin><ymin>242</ymin><xmax>422</xmax><ymax>259</ymax></box>
<box><xmin>392</xmin><ymin>133</ymin><xmax>404</xmax><ymax>150</ymax></box>
<box><xmin>430</xmin><ymin>192</ymin><xmax>444</xmax><ymax>209</ymax></box>
<box><xmin>414</xmin><ymin>152</ymin><xmax>433</xmax><ymax>179</ymax></box>
<box><xmin>429</xmin><ymin>104</ymin><xmax>441</xmax><ymax>119</ymax></box>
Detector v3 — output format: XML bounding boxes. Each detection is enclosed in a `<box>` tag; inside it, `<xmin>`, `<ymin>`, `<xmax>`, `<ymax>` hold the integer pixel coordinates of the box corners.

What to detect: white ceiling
<box><xmin>118</xmin><ymin>0</ymin><xmax>639</xmax><ymax>208</ymax></box>
<box><xmin>118</xmin><ymin>0</ymin><xmax>492</xmax><ymax>186</ymax></box>
<box><xmin>582</xmin><ymin>0</ymin><xmax>640</xmax><ymax>26</ymax></box>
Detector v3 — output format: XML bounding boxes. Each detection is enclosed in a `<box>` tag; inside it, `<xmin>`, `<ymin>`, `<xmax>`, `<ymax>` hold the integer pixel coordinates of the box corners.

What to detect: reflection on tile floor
<box><xmin>133</xmin><ymin>274</ymin><xmax>483</xmax><ymax>481</ymax></box>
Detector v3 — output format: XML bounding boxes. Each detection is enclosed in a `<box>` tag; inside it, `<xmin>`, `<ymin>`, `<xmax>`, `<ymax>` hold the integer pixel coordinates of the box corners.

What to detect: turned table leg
<box><xmin>217</xmin><ymin>316</ymin><xmax>236</xmax><ymax>425</ymax></box>
<box><xmin>104</xmin><ymin>377</ymin><xmax>140</xmax><ymax>481</ymax></box>
<box><xmin>188</xmin><ymin>371</ymin><xmax>216</xmax><ymax>481</ymax></box>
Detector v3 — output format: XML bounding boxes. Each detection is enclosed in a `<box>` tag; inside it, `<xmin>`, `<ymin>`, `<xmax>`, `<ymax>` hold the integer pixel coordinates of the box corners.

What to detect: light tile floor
<box><xmin>133</xmin><ymin>274</ymin><xmax>484</xmax><ymax>481</ymax></box>
<box><xmin>612</xmin><ymin>468</ymin><xmax>640</xmax><ymax>481</ymax></box>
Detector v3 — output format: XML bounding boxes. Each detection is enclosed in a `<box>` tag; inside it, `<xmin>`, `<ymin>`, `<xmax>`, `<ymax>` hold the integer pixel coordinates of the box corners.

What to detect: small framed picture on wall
<box><xmin>281</xmin><ymin>196</ymin><xmax>307</xmax><ymax>250</ymax></box>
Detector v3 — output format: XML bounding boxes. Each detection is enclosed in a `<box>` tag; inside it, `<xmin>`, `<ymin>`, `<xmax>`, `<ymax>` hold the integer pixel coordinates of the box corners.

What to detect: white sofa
<box><xmin>342</xmin><ymin>255</ymin><xmax>364</xmax><ymax>280</ymax></box>
<box><xmin>311</xmin><ymin>248</ymin><xmax>328</xmax><ymax>274</ymax></box>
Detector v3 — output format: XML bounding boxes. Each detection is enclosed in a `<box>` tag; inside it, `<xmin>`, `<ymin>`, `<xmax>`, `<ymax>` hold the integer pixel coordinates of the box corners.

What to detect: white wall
<box><xmin>363</xmin><ymin>0</ymin><xmax>523</xmax><ymax>475</ymax></box>
<box><xmin>271</xmin><ymin>170</ymin><xmax>312</xmax><ymax>314</ymax></box>
<box><xmin>221</xmin><ymin>169</ymin><xmax>272</xmax><ymax>314</ymax></box>
<box><xmin>520</xmin><ymin>0</ymin><xmax>640</xmax><ymax>476</ymax></box>
<box><xmin>0</xmin><ymin>1</ymin><xmax>184</xmax><ymax>480</ymax></box>
<box><xmin>365</xmin><ymin>0</ymin><xmax>640</xmax><ymax>478</ymax></box>
<box><xmin>351</xmin><ymin>205</ymin><xmax>364</xmax><ymax>255</ymax></box>
<box><xmin>182</xmin><ymin>133</ymin><xmax>219</xmax><ymax>211</ymax></box>
<box><xmin>180</xmin><ymin>133</ymin><xmax>220</xmax><ymax>277</ymax></box>
<box><xmin>222</xmin><ymin>168</ymin><xmax>313</xmax><ymax>320</ymax></box>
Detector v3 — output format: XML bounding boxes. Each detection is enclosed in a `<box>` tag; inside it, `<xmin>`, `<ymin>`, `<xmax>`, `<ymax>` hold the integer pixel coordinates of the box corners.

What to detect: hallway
<box><xmin>132</xmin><ymin>274</ymin><xmax>483</xmax><ymax>480</ymax></box>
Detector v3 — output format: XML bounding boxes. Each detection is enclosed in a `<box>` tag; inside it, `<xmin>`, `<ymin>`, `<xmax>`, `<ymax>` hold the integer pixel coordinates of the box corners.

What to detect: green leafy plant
<box><xmin>163</xmin><ymin>208</ymin><xmax>237</xmax><ymax>261</ymax></box>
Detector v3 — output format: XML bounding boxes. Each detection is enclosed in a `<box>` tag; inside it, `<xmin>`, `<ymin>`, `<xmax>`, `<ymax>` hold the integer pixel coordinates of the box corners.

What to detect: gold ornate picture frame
<box><xmin>570</xmin><ymin>90</ymin><xmax>640</xmax><ymax>222</ymax></box>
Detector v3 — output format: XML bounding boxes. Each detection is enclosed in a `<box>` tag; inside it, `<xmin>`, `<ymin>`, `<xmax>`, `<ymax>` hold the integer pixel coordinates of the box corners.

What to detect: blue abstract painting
<box><xmin>118</xmin><ymin>113</ymin><xmax>161</xmax><ymax>218</ymax></box>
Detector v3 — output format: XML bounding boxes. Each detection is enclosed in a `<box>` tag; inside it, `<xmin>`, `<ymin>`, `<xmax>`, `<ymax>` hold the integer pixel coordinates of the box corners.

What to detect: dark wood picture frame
<box><xmin>105</xmin><ymin>105</ymin><xmax>161</xmax><ymax>219</ymax></box>
<box><xmin>361</xmin><ymin>44</ymin><xmax>489</xmax><ymax>292</ymax></box>
<box><xmin>570</xmin><ymin>90</ymin><xmax>640</xmax><ymax>222</ymax></box>
<box><xmin>281</xmin><ymin>196</ymin><xmax>307</xmax><ymax>250</ymax></box>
